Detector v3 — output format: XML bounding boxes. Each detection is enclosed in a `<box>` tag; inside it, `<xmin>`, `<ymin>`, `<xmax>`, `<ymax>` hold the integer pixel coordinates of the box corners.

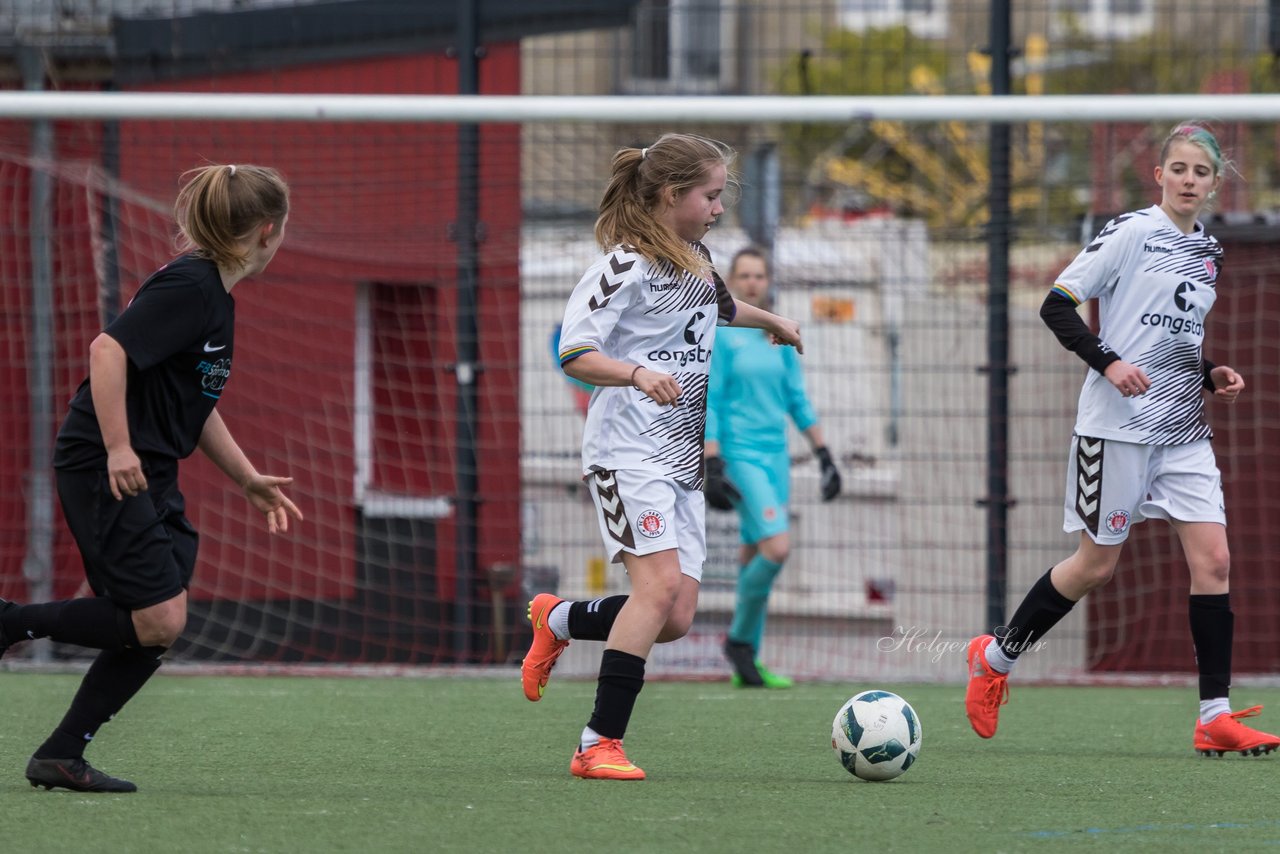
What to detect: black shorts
<box><xmin>55</xmin><ymin>460</ymin><xmax>198</xmax><ymax>610</ymax></box>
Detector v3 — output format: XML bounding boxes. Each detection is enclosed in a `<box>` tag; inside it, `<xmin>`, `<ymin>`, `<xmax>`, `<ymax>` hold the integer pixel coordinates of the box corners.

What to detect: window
<box><xmin>838</xmin><ymin>0</ymin><xmax>947</xmax><ymax>39</ymax></box>
<box><xmin>626</xmin><ymin>0</ymin><xmax>736</xmax><ymax>94</ymax></box>
<box><xmin>1050</xmin><ymin>0</ymin><xmax>1154</xmax><ymax>40</ymax></box>
<box><xmin>354</xmin><ymin>281</ymin><xmax>451</xmax><ymax>518</ymax></box>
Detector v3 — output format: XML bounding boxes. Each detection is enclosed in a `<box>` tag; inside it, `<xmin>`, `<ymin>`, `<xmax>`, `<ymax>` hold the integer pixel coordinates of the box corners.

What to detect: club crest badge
<box><xmin>1105</xmin><ymin>509</ymin><xmax>1131</xmax><ymax>535</ymax></box>
<box><xmin>636</xmin><ymin>509</ymin><xmax>666</xmax><ymax>538</ymax></box>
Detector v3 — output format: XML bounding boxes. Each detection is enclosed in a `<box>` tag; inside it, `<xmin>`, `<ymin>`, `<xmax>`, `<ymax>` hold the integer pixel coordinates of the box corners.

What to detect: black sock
<box><xmin>34</xmin><ymin>646</ymin><xmax>165</xmax><ymax>760</ymax></box>
<box><xmin>1189</xmin><ymin>593</ymin><xmax>1232</xmax><ymax>700</ymax></box>
<box><xmin>586</xmin><ymin>649</ymin><xmax>646</xmax><ymax>740</ymax></box>
<box><xmin>998</xmin><ymin>569</ymin><xmax>1076</xmax><ymax>660</ymax></box>
<box><xmin>568</xmin><ymin>596</ymin><xmax>628</xmax><ymax>642</ymax></box>
<box><xmin>1</xmin><ymin>598</ymin><xmax>139</xmax><ymax>650</ymax></box>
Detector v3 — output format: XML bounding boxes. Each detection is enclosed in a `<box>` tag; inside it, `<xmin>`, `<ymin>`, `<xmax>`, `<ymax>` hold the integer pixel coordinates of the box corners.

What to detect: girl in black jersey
<box><xmin>964</xmin><ymin>122</ymin><xmax>1280</xmax><ymax>757</ymax></box>
<box><xmin>0</xmin><ymin>164</ymin><xmax>301</xmax><ymax>792</ymax></box>
<box><xmin>521</xmin><ymin>134</ymin><xmax>803</xmax><ymax>779</ymax></box>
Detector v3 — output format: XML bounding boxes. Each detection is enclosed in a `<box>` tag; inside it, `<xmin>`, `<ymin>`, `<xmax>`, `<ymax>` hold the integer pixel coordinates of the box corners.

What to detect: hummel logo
<box><xmin>594</xmin><ymin>471</ymin><xmax>635</xmax><ymax>548</ymax></box>
<box><xmin>589</xmin><ymin>274</ymin><xmax>622</xmax><ymax>312</ymax></box>
<box><xmin>597</xmin><ymin>487</ymin><xmax>621</xmax><ymax>516</ymax></box>
<box><xmin>588</xmin><ymin>255</ymin><xmax>635</xmax><ymax>312</ymax></box>
<box><xmin>203</xmin><ymin>341</ymin><xmax>227</xmax><ymax>352</ymax></box>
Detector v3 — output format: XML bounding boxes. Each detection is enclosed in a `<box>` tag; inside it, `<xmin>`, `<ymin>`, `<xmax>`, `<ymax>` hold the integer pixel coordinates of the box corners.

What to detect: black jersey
<box><xmin>53</xmin><ymin>254</ymin><xmax>235</xmax><ymax>470</ymax></box>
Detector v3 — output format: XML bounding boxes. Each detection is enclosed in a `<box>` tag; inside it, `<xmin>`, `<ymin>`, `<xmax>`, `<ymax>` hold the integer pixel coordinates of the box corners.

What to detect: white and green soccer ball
<box><xmin>831</xmin><ymin>690</ymin><xmax>922</xmax><ymax>781</ymax></box>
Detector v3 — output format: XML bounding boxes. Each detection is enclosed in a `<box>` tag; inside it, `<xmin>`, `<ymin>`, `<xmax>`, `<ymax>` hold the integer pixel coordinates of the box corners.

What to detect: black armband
<box><xmin>1202</xmin><ymin>358</ymin><xmax>1217</xmax><ymax>392</ymax></box>
<box><xmin>1039</xmin><ymin>291</ymin><xmax>1121</xmax><ymax>375</ymax></box>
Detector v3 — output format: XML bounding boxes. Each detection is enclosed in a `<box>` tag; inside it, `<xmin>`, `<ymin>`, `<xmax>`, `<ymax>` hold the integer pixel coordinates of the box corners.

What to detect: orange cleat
<box><xmin>1194</xmin><ymin>706</ymin><xmax>1280</xmax><ymax>757</ymax></box>
<box><xmin>965</xmin><ymin>634</ymin><xmax>1009</xmax><ymax>739</ymax></box>
<box><xmin>521</xmin><ymin>593</ymin><xmax>569</xmax><ymax>702</ymax></box>
<box><xmin>570</xmin><ymin>737</ymin><xmax>646</xmax><ymax>780</ymax></box>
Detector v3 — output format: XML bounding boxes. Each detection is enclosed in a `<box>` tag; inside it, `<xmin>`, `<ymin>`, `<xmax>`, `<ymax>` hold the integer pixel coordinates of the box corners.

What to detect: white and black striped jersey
<box><xmin>1052</xmin><ymin>205</ymin><xmax>1223</xmax><ymax>445</ymax></box>
<box><xmin>559</xmin><ymin>244</ymin><xmax>736</xmax><ymax>488</ymax></box>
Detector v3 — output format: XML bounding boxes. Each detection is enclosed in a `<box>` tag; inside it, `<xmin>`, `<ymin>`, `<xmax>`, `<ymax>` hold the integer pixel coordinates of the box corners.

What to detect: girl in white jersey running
<box><xmin>964</xmin><ymin>121</ymin><xmax>1280</xmax><ymax>758</ymax></box>
<box><xmin>520</xmin><ymin>133</ymin><xmax>803</xmax><ymax>780</ymax></box>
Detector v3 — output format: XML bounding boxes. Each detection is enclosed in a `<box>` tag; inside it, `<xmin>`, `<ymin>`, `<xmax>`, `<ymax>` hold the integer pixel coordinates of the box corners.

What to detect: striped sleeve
<box><xmin>1050</xmin><ymin>283</ymin><xmax>1082</xmax><ymax>304</ymax></box>
<box><xmin>559</xmin><ymin>344</ymin><xmax>596</xmax><ymax>366</ymax></box>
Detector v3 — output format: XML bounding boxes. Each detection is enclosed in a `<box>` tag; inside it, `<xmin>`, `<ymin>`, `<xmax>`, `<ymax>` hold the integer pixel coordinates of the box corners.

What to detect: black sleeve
<box><xmin>1202</xmin><ymin>358</ymin><xmax>1217</xmax><ymax>392</ymax></box>
<box><xmin>1039</xmin><ymin>291</ymin><xmax>1121</xmax><ymax>375</ymax></box>
<box><xmin>105</xmin><ymin>275</ymin><xmax>205</xmax><ymax>371</ymax></box>
<box><xmin>710</xmin><ymin>268</ymin><xmax>737</xmax><ymax>324</ymax></box>
<box><xmin>695</xmin><ymin>241</ymin><xmax>737</xmax><ymax>324</ymax></box>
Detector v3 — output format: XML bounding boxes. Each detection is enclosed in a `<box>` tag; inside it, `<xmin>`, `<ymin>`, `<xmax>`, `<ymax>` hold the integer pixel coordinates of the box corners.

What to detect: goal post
<box><xmin>3</xmin><ymin>91</ymin><xmax>1280</xmax><ymax>682</ymax></box>
<box><xmin>6</xmin><ymin>91</ymin><xmax>1280</xmax><ymax>123</ymax></box>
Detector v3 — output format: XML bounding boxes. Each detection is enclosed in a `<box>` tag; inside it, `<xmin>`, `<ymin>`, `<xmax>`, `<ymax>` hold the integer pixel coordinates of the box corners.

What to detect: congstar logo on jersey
<box><xmin>1140</xmin><ymin>313</ymin><xmax>1203</xmax><ymax>336</ymax></box>
<box><xmin>647</xmin><ymin>345</ymin><xmax>712</xmax><ymax>367</ymax></box>
<box><xmin>683</xmin><ymin>312</ymin><xmax>706</xmax><ymax>345</ymax></box>
<box><xmin>1140</xmin><ymin>281</ymin><xmax>1204</xmax><ymax>337</ymax></box>
<box><xmin>648</xmin><ymin>312</ymin><xmax>711</xmax><ymax>366</ymax></box>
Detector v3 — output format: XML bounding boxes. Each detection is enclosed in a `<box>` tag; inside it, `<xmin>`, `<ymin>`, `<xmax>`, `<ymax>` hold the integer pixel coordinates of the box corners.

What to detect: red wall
<box><xmin>0</xmin><ymin>48</ymin><xmax>522</xmax><ymax>612</ymax></box>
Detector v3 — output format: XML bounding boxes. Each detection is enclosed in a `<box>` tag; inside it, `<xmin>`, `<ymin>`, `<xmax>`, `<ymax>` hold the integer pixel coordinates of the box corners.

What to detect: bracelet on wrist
<box><xmin>630</xmin><ymin>364</ymin><xmax>644</xmax><ymax>388</ymax></box>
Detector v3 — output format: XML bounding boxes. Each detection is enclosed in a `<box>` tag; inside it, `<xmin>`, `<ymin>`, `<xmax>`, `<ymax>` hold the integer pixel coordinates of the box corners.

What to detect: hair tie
<box><xmin>641</xmin><ymin>148</ymin><xmax>648</xmax><ymax>160</ymax></box>
<box><xmin>228</xmin><ymin>164</ymin><xmax>237</xmax><ymax>176</ymax></box>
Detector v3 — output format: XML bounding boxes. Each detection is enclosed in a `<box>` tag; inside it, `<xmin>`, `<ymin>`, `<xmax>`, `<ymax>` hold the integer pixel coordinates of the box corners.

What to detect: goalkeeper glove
<box><xmin>704</xmin><ymin>456</ymin><xmax>741</xmax><ymax>511</ymax></box>
<box><xmin>815</xmin><ymin>446</ymin><xmax>842</xmax><ymax>502</ymax></box>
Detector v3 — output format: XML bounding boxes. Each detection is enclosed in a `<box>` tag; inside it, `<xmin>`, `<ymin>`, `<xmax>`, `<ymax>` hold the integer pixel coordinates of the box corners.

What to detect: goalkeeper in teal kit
<box><xmin>705</xmin><ymin>248</ymin><xmax>841</xmax><ymax>687</ymax></box>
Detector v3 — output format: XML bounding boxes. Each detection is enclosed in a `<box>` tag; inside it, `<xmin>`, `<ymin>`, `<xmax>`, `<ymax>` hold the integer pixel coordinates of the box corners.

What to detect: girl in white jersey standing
<box><xmin>964</xmin><ymin>122</ymin><xmax>1280</xmax><ymax>757</ymax></box>
<box><xmin>521</xmin><ymin>133</ymin><xmax>803</xmax><ymax>780</ymax></box>
<box><xmin>0</xmin><ymin>164</ymin><xmax>302</xmax><ymax>792</ymax></box>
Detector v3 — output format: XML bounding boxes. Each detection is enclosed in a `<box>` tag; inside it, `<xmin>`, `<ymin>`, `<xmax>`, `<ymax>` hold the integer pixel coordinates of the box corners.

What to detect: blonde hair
<box><xmin>594</xmin><ymin>133</ymin><xmax>736</xmax><ymax>278</ymax></box>
<box><xmin>1159</xmin><ymin>120</ymin><xmax>1225</xmax><ymax>175</ymax></box>
<box><xmin>174</xmin><ymin>164</ymin><xmax>290</xmax><ymax>270</ymax></box>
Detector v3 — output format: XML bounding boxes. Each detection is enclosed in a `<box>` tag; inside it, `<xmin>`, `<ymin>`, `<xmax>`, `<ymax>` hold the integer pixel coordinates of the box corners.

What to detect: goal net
<box><xmin>3</xmin><ymin>94</ymin><xmax>1279</xmax><ymax>683</ymax></box>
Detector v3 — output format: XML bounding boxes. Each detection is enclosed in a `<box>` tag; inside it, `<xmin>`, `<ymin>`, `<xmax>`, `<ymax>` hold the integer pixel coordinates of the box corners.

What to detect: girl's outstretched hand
<box><xmin>243</xmin><ymin>474</ymin><xmax>304</xmax><ymax>534</ymax></box>
<box><xmin>769</xmin><ymin>316</ymin><xmax>803</xmax><ymax>354</ymax></box>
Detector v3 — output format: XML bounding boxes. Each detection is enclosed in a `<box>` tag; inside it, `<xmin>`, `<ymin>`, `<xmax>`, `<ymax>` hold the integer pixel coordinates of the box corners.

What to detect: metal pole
<box><xmin>983</xmin><ymin>1</ymin><xmax>1015</xmax><ymax>631</ymax></box>
<box><xmin>452</xmin><ymin>0</ymin><xmax>481</xmax><ymax>661</ymax></box>
<box><xmin>19</xmin><ymin>45</ymin><xmax>54</xmax><ymax>664</ymax></box>
<box><xmin>99</xmin><ymin>81</ymin><xmax>122</xmax><ymax>325</ymax></box>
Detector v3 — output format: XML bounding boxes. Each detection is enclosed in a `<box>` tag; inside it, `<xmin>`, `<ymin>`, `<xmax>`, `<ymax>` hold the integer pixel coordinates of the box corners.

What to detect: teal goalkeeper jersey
<box><xmin>706</xmin><ymin>326</ymin><xmax>818</xmax><ymax>459</ymax></box>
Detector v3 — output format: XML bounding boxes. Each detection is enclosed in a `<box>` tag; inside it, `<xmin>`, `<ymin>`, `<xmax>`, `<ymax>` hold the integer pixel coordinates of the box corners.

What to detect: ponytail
<box><xmin>174</xmin><ymin>164</ymin><xmax>290</xmax><ymax>270</ymax></box>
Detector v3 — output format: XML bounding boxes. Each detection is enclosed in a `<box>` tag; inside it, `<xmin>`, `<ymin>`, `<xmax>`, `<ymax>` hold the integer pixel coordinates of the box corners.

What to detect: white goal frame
<box><xmin>4</xmin><ymin>91</ymin><xmax>1280</xmax><ymax>123</ymax></box>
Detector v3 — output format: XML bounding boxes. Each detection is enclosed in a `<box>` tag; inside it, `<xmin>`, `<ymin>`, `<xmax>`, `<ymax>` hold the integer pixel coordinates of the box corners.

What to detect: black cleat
<box><xmin>26</xmin><ymin>757</ymin><xmax>137</xmax><ymax>793</ymax></box>
<box><xmin>724</xmin><ymin>639</ymin><xmax>764</xmax><ymax>686</ymax></box>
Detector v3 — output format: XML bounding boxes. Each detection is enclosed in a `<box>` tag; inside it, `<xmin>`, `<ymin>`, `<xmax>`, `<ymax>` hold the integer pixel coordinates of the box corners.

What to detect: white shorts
<box><xmin>586</xmin><ymin>468</ymin><xmax>706</xmax><ymax>581</ymax></box>
<box><xmin>1063</xmin><ymin>435</ymin><xmax>1225</xmax><ymax>545</ymax></box>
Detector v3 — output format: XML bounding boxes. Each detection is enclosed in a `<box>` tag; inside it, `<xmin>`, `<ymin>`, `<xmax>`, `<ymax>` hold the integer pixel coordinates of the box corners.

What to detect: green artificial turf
<box><xmin>2</xmin><ymin>674</ymin><xmax>1278</xmax><ymax>853</ymax></box>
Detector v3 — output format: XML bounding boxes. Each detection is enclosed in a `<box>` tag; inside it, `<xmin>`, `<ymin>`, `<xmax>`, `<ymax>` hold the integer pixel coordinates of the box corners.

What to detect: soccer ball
<box><xmin>831</xmin><ymin>690</ymin><xmax>922</xmax><ymax>781</ymax></box>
